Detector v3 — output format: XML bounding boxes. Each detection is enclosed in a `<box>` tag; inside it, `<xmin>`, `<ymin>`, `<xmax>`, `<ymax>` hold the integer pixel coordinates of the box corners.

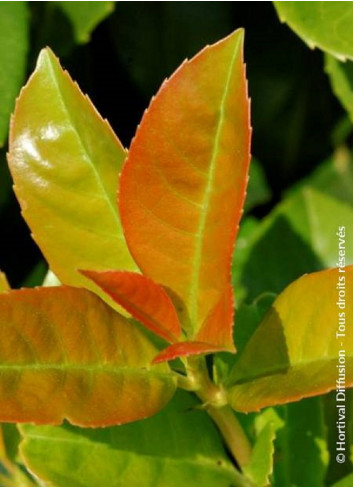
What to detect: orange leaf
<box><xmin>153</xmin><ymin>341</ymin><xmax>225</xmax><ymax>364</ymax></box>
<box><xmin>0</xmin><ymin>287</ymin><xmax>175</xmax><ymax>426</ymax></box>
<box><xmin>81</xmin><ymin>270</ymin><xmax>182</xmax><ymax>343</ymax></box>
<box><xmin>119</xmin><ymin>30</ymin><xmax>251</xmax><ymax>357</ymax></box>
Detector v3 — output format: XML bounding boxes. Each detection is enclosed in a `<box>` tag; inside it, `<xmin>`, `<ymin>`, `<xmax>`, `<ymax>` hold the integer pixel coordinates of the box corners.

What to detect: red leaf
<box><xmin>81</xmin><ymin>270</ymin><xmax>182</xmax><ymax>343</ymax></box>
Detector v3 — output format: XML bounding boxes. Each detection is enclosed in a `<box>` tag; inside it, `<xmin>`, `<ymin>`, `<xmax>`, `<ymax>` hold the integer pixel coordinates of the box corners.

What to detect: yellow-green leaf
<box><xmin>228</xmin><ymin>267</ymin><xmax>353</xmax><ymax>412</ymax></box>
<box><xmin>8</xmin><ymin>48</ymin><xmax>138</xmax><ymax>307</ymax></box>
<box><xmin>0</xmin><ymin>286</ymin><xmax>175</xmax><ymax>426</ymax></box>
<box><xmin>0</xmin><ymin>2</ymin><xmax>28</xmax><ymax>146</ymax></box>
<box><xmin>274</xmin><ymin>2</ymin><xmax>353</xmax><ymax>60</ymax></box>
<box><xmin>19</xmin><ymin>391</ymin><xmax>239</xmax><ymax>487</ymax></box>
<box><xmin>243</xmin><ymin>421</ymin><xmax>275</xmax><ymax>487</ymax></box>
<box><xmin>0</xmin><ymin>271</ymin><xmax>9</xmax><ymax>292</ymax></box>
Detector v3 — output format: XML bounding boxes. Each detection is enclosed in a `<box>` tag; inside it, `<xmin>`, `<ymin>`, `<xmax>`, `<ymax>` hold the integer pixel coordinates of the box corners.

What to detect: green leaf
<box><xmin>214</xmin><ymin>293</ymin><xmax>276</xmax><ymax>385</ymax></box>
<box><xmin>119</xmin><ymin>29</ymin><xmax>250</xmax><ymax>354</ymax></box>
<box><xmin>274</xmin><ymin>2</ymin><xmax>353</xmax><ymax>60</ymax></box>
<box><xmin>334</xmin><ymin>472</ymin><xmax>353</xmax><ymax>487</ymax></box>
<box><xmin>20</xmin><ymin>390</ymin><xmax>238</xmax><ymax>487</ymax></box>
<box><xmin>0</xmin><ymin>286</ymin><xmax>175</xmax><ymax>426</ymax></box>
<box><xmin>273</xmin><ymin>397</ymin><xmax>328</xmax><ymax>487</ymax></box>
<box><xmin>228</xmin><ymin>266</ymin><xmax>353</xmax><ymax>412</ymax></box>
<box><xmin>1</xmin><ymin>425</ymin><xmax>20</xmax><ymax>464</ymax></box>
<box><xmin>56</xmin><ymin>1</ymin><xmax>115</xmax><ymax>43</ymax></box>
<box><xmin>235</xmin><ymin>186</ymin><xmax>353</xmax><ymax>302</ymax></box>
<box><xmin>0</xmin><ymin>2</ymin><xmax>29</xmax><ymax>147</ymax></box>
<box><xmin>243</xmin><ymin>421</ymin><xmax>275</xmax><ymax>487</ymax></box>
<box><xmin>324</xmin><ymin>390</ymin><xmax>353</xmax><ymax>485</ymax></box>
<box><xmin>0</xmin><ymin>424</ymin><xmax>36</xmax><ymax>487</ymax></box>
<box><xmin>244</xmin><ymin>158</ymin><xmax>271</xmax><ymax>213</ymax></box>
<box><xmin>325</xmin><ymin>54</ymin><xmax>353</xmax><ymax>122</ymax></box>
<box><xmin>8</xmin><ymin>48</ymin><xmax>138</xmax><ymax>309</ymax></box>
<box><xmin>297</xmin><ymin>153</ymin><xmax>353</xmax><ymax>209</ymax></box>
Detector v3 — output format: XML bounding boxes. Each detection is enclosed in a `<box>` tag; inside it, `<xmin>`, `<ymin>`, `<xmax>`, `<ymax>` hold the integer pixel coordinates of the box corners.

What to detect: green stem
<box><xmin>182</xmin><ymin>357</ymin><xmax>252</xmax><ymax>480</ymax></box>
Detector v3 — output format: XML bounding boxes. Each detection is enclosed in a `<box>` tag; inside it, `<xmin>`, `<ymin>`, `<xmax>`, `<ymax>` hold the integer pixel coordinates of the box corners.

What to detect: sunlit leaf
<box><xmin>8</xmin><ymin>48</ymin><xmax>138</xmax><ymax>309</ymax></box>
<box><xmin>0</xmin><ymin>271</ymin><xmax>9</xmax><ymax>292</ymax></box>
<box><xmin>274</xmin><ymin>2</ymin><xmax>353</xmax><ymax>60</ymax></box>
<box><xmin>56</xmin><ymin>1</ymin><xmax>115</xmax><ymax>43</ymax></box>
<box><xmin>0</xmin><ymin>286</ymin><xmax>175</xmax><ymax>426</ymax></box>
<box><xmin>82</xmin><ymin>270</ymin><xmax>182</xmax><ymax>342</ymax></box>
<box><xmin>243</xmin><ymin>421</ymin><xmax>275</xmax><ymax>487</ymax></box>
<box><xmin>120</xmin><ymin>30</ymin><xmax>250</xmax><ymax>355</ymax></box>
<box><xmin>0</xmin><ymin>2</ymin><xmax>28</xmax><ymax>146</ymax></box>
<box><xmin>228</xmin><ymin>267</ymin><xmax>353</xmax><ymax>412</ymax></box>
<box><xmin>19</xmin><ymin>391</ymin><xmax>239</xmax><ymax>487</ymax></box>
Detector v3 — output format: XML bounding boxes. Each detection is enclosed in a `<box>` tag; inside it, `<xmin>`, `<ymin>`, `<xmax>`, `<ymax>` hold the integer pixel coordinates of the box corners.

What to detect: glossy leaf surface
<box><xmin>82</xmin><ymin>270</ymin><xmax>182</xmax><ymax>342</ymax></box>
<box><xmin>0</xmin><ymin>2</ymin><xmax>28</xmax><ymax>146</ymax></box>
<box><xmin>20</xmin><ymin>391</ymin><xmax>238</xmax><ymax>487</ymax></box>
<box><xmin>120</xmin><ymin>30</ymin><xmax>250</xmax><ymax>352</ymax></box>
<box><xmin>56</xmin><ymin>1</ymin><xmax>115</xmax><ymax>43</ymax></box>
<box><xmin>8</xmin><ymin>48</ymin><xmax>137</xmax><ymax>306</ymax></box>
<box><xmin>0</xmin><ymin>286</ymin><xmax>175</xmax><ymax>426</ymax></box>
<box><xmin>228</xmin><ymin>267</ymin><xmax>353</xmax><ymax>412</ymax></box>
<box><xmin>274</xmin><ymin>2</ymin><xmax>353</xmax><ymax>60</ymax></box>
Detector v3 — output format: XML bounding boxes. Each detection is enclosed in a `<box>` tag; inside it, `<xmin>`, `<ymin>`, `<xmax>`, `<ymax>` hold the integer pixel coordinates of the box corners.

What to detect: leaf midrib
<box><xmin>188</xmin><ymin>37</ymin><xmax>241</xmax><ymax>332</ymax></box>
<box><xmin>0</xmin><ymin>363</ymin><xmax>170</xmax><ymax>377</ymax></box>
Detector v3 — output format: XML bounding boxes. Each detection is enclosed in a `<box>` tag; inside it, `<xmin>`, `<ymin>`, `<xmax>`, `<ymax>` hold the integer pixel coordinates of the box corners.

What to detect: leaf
<box><xmin>243</xmin><ymin>421</ymin><xmax>275</xmax><ymax>487</ymax></box>
<box><xmin>325</xmin><ymin>55</ymin><xmax>353</xmax><ymax>122</ymax></box>
<box><xmin>119</xmin><ymin>29</ymin><xmax>250</xmax><ymax>354</ymax></box>
<box><xmin>235</xmin><ymin>187</ymin><xmax>353</xmax><ymax>302</ymax></box>
<box><xmin>0</xmin><ymin>286</ymin><xmax>175</xmax><ymax>426</ymax></box>
<box><xmin>213</xmin><ymin>293</ymin><xmax>276</xmax><ymax>385</ymax></box>
<box><xmin>8</xmin><ymin>48</ymin><xmax>138</xmax><ymax>309</ymax></box>
<box><xmin>228</xmin><ymin>267</ymin><xmax>353</xmax><ymax>412</ymax></box>
<box><xmin>0</xmin><ymin>271</ymin><xmax>9</xmax><ymax>292</ymax></box>
<box><xmin>273</xmin><ymin>397</ymin><xmax>328</xmax><ymax>487</ymax></box>
<box><xmin>0</xmin><ymin>2</ymin><xmax>29</xmax><ymax>147</ymax></box>
<box><xmin>153</xmin><ymin>285</ymin><xmax>235</xmax><ymax>363</ymax></box>
<box><xmin>56</xmin><ymin>1</ymin><xmax>115</xmax><ymax>43</ymax></box>
<box><xmin>19</xmin><ymin>391</ymin><xmax>238</xmax><ymax>487</ymax></box>
<box><xmin>274</xmin><ymin>2</ymin><xmax>353</xmax><ymax>60</ymax></box>
<box><xmin>299</xmin><ymin>153</ymin><xmax>353</xmax><ymax>209</ymax></box>
<box><xmin>334</xmin><ymin>472</ymin><xmax>353</xmax><ymax>487</ymax></box>
<box><xmin>324</xmin><ymin>390</ymin><xmax>353</xmax><ymax>485</ymax></box>
<box><xmin>81</xmin><ymin>270</ymin><xmax>182</xmax><ymax>343</ymax></box>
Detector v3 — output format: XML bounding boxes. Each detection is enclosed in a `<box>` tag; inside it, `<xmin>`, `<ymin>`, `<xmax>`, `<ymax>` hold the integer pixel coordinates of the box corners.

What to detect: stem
<box><xmin>207</xmin><ymin>405</ymin><xmax>251</xmax><ymax>468</ymax></box>
<box><xmin>183</xmin><ymin>357</ymin><xmax>252</xmax><ymax>472</ymax></box>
